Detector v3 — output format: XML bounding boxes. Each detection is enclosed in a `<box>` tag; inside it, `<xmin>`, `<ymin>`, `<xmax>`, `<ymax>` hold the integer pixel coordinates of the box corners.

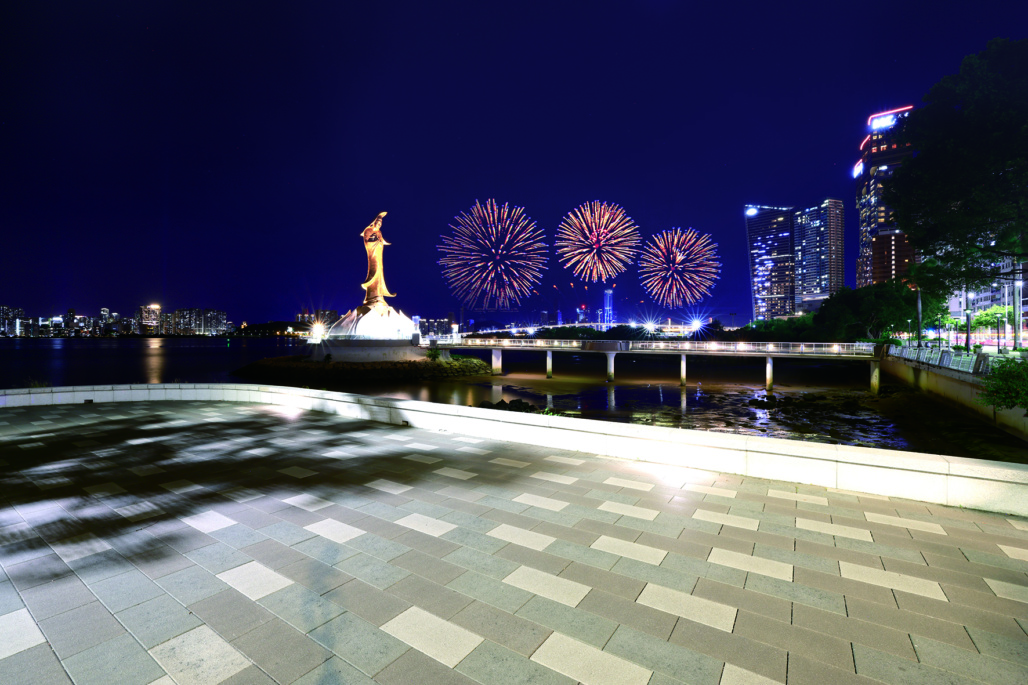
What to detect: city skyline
<box><xmin>2</xmin><ymin>3</ymin><xmax>1025</xmax><ymax>325</ymax></box>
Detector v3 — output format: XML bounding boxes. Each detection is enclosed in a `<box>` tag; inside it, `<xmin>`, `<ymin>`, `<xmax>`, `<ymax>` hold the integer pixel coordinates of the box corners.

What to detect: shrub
<box><xmin>426</xmin><ymin>348</ymin><xmax>441</xmax><ymax>361</ymax></box>
<box><xmin>977</xmin><ymin>357</ymin><xmax>1028</xmax><ymax>416</ymax></box>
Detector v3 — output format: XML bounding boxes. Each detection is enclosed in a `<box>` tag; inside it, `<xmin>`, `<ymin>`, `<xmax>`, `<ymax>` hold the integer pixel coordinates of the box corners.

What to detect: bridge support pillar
<box><xmin>870</xmin><ymin>360</ymin><xmax>880</xmax><ymax>395</ymax></box>
<box><xmin>765</xmin><ymin>356</ymin><xmax>773</xmax><ymax>393</ymax></box>
<box><xmin>491</xmin><ymin>348</ymin><xmax>502</xmax><ymax>376</ymax></box>
<box><xmin>546</xmin><ymin>394</ymin><xmax>553</xmax><ymax>410</ymax></box>
<box><xmin>605</xmin><ymin>352</ymin><xmax>616</xmax><ymax>382</ymax></box>
<box><xmin>546</xmin><ymin>350</ymin><xmax>553</xmax><ymax>379</ymax></box>
<box><xmin>607</xmin><ymin>385</ymin><xmax>616</xmax><ymax>409</ymax></box>
<box><xmin>680</xmin><ymin>354</ymin><xmax>687</xmax><ymax>386</ymax></box>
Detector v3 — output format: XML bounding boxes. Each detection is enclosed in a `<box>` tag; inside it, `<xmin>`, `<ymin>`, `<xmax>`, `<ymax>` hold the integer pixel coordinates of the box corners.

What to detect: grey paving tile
<box><xmin>450</xmin><ymin>600</ymin><xmax>552</xmax><ymax>657</ymax></box>
<box><xmin>184</xmin><ymin>541</ymin><xmax>251</xmax><ymax>574</ymax></box>
<box><xmin>89</xmin><ymin>568</ymin><xmax>164</xmax><ymax>612</ymax></box>
<box><xmin>846</xmin><ymin>595</ymin><xmax>977</xmax><ymax>650</ymax></box>
<box><xmin>277</xmin><ymin>556</ymin><xmax>352</xmax><ymax>595</ymax></box>
<box><xmin>61</xmin><ymin>632</ymin><xmax>165</xmax><ymax>685</ymax></box>
<box><xmin>5</xmin><ymin>553</ymin><xmax>73</xmax><ymax>591</ymax></box>
<box><xmin>556</xmin><ymin>561</ymin><xmax>645</xmax><ymax>600</ymax></box>
<box><xmin>0</xmin><ymin>642</ymin><xmax>73</xmax><ymax>685</ymax></box>
<box><xmin>494</xmin><ymin>544</ymin><xmax>570</xmax><ymax>575</ymax></box>
<box><xmin>604</xmin><ymin>624</ymin><xmax>722</xmax><ymax>685</ymax></box>
<box><xmin>912</xmin><ymin>634</ymin><xmax>1028</xmax><ymax>684</ymax></box>
<box><xmin>578</xmin><ymin>587</ymin><xmax>678</xmax><ymax>639</ymax></box>
<box><xmin>661</xmin><ymin>550</ymin><xmax>748</xmax><ymax>587</ymax></box>
<box><xmin>787</xmin><ymin>652</ymin><xmax>884</xmax><ymax>685</ymax></box>
<box><xmin>793</xmin><ymin>603</ymin><xmax>917</xmax><ymax>660</ymax></box>
<box><xmin>852</xmin><ymin>642</ymin><xmax>984</xmax><ymax>685</ymax></box>
<box><xmin>324</xmin><ymin>578</ymin><xmax>411</xmax><ymax>626</ymax></box>
<box><xmin>231</xmin><ymin>617</ymin><xmax>331</xmax><ymax>684</ymax></box>
<box><xmin>391</xmin><ymin>529</ymin><xmax>461</xmax><ymax>558</ymax></box>
<box><xmin>308</xmin><ymin>612</ymin><xmax>409</xmax><ymax>677</ymax></box>
<box><xmin>743</xmin><ymin>572</ymin><xmax>847</xmax><ymax>614</ymax></box>
<box><xmin>544</xmin><ymin>539</ymin><xmax>619</xmax><ymax>570</ymax></box>
<box><xmin>241</xmin><ymin>538</ymin><xmax>308</xmax><ymax>569</ymax></box>
<box><xmin>293</xmin><ymin>535</ymin><xmax>361</xmax><ymax>566</ymax></box>
<box><xmin>610</xmin><ymin>556</ymin><xmax>698</xmax><ymax>593</ymax></box>
<box><xmin>447</xmin><ymin>569</ymin><xmax>533</xmax><ymax>614</ymax></box>
<box><xmin>0</xmin><ymin>579</ymin><xmax>25</xmax><ymax>614</ymax></box>
<box><xmin>441</xmin><ymin>526</ymin><xmax>508</xmax><ymax>552</ymax></box>
<box><xmin>456</xmin><ymin>639</ymin><xmax>574</xmax><ymax>685</ymax></box>
<box><xmin>734</xmin><ymin>609</ymin><xmax>854</xmax><ymax>671</ymax></box>
<box><xmin>387</xmin><ymin>573</ymin><xmax>473</xmax><ymax>619</ymax></box>
<box><xmin>126</xmin><ymin>547</ymin><xmax>193</xmax><ymax>580</ymax></box>
<box><xmin>893</xmin><ymin>588</ymin><xmax>1028</xmax><ymax>639</ymax></box>
<box><xmin>20</xmin><ymin>574</ymin><xmax>96</xmax><ymax>620</ymax></box>
<box><xmin>792</xmin><ymin>565</ymin><xmax>896</xmax><ymax>606</ymax></box>
<box><xmin>116</xmin><ymin>594</ymin><xmax>202</xmax><ymax>648</ymax></box>
<box><xmin>442</xmin><ymin>546</ymin><xmax>520</xmax><ymax>579</ymax></box>
<box><xmin>209</xmin><ymin>522</ymin><xmax>269</xmax><ymax>549</ymax></box>
<box><xmin>260</xmin><ymin>521</ymin><xmax>318</xmax><ymax>546</ymax></box>
<box><xmin>38</xmin><ymin>600</ymin><xmax>125</xmax><ymax>658</ymax></box>
<box><xmin>220</xmin><ymin>664</ymin><xmax>277</xmax><ymax>684</ymax></box>
<box><xmin>669</xmin><ymin>613</ymin><xmax>787</xmax><ymax>683</ymax></box>
<box><xmin>335</xmin><ymin>552</ymin><xmax>410</xmax><ymax>589</ymax></box>
<box><xmin>292</xmin><ymin>656</ymin><xmax>377</xmax><ymax>685</ymax></box>
<box><xmin>389</xmin><ymin>549</ymin><xmax>465</xmax><ymax>585</ymax></box>
<box><xmin>515</xmin><ymin>596</ymin><xmax>618</xmax><ymax>647</ymax></box>
<box><xmin>966</xmin><ymin>625</ymin><xmax>1028</xmax><ymax>665</ymax></box>
<box><xmin>259</xmin><ymin>583</ymin><xmax>345</xmax><ymax>633</ymax></box>
<box><xmin>66</xmin><ymin>549</ymin><xmax>135</xmax><ymax>585</ymax></box>
<box><xmin>375</xmin><ymin>648</ymin><xmax>480</xmax><ymax>685</ymax></box>
<box><xmin>188</xmin><ymin>587</ymin><xmax>277</xmax><ymax>640</ymax></box>
<box><xmin>154</xmin><ymin>564</ymin><xmax>228</xmax><ymax>605</ymax></box>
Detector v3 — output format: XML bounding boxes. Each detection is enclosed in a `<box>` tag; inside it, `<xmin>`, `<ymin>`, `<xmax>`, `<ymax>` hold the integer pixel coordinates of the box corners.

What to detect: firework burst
<box><xmin>555</xmin><ymin>201</ymin><xmax>640</xmax><ymax>282</ymax></box>
<box><xmin>438</xmin><ymin>199</ymin><xmax>548</xmax><ymax>310</ymax></box>
<box><xmin>639</xmin><ymin>228</ymin><xmax>720</xmax><ymax>309</ymax></box>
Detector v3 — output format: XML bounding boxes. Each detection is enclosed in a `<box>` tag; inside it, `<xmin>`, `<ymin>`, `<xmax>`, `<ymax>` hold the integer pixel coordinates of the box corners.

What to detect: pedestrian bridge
<box><xmin>432</xmin><ymin>338</ymin><xmax>881</xmax><ymax>392</ymax></box>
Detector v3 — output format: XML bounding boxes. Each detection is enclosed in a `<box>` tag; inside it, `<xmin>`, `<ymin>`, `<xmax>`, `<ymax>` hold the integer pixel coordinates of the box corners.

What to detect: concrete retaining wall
<box><xmin>882</xmin><ymin>357</ymin><xmax>1028</xmax><ymax>441</ymax></box>
<box><xmin>2</xmin><ymin>383</ymin><xmax>1027</xmax><ymax>516</ymax></box>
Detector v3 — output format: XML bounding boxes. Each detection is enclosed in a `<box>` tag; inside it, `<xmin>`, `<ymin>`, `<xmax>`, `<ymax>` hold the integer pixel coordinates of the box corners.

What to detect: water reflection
<box><xmin>145</xmin><ymin>338</ymin><xmax>165</xmax><ymax>384</ymax></box>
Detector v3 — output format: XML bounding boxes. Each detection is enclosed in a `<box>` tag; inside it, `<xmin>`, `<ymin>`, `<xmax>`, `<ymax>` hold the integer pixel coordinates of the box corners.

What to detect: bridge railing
<box><xmin>452</xmin><ymin>338</ymin><xmax>875</xmax><ymax>356</ymax></box>
<box><xmin>629</xmin><ymin>341</ymin><xmax>875</xmax><ymax>356</ymax></box>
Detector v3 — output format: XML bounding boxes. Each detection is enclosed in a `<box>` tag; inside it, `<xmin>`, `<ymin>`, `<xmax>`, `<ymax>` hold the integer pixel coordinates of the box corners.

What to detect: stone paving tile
<box><xmin>3</xmin><ymin>400</ymin><xmax>1028</xmax><ymax>685</ymax></box>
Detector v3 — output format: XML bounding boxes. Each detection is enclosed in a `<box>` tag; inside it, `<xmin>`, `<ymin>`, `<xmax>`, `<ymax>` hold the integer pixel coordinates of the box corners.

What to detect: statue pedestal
<box><xmin>326</xmin><ymin>300</ymin><xmax>416</xmax><ymax>340</ymax></box>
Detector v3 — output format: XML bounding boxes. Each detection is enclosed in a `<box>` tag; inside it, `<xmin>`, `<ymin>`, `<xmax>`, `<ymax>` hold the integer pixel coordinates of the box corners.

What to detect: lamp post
<box><xmin>1017</xmin><ymin>280</ymin><xmax>1024</xmax><ymax>350</ymax></box>
<box><xmin>907</xmin><ymin>319</ymin><xmax>911</xmax><ymax>343</ymax></box>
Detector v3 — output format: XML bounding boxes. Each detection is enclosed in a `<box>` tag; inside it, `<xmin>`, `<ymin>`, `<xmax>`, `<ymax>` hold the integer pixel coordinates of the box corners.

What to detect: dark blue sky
<box><xmin>3</xmin><ymin>1</ymin><xmax>1025</xmax><ymax>326</ymax></box>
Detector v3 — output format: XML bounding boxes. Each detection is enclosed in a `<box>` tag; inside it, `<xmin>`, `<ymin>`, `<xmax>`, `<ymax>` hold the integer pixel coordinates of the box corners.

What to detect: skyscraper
<box><xmin>602</xmin><ymin>289</ymin><xmax>614</xmax><ymax>329</ymax></box>
<box><xmin>137</xmin><ymin>304</ymin><xmax>161</xmax><ymax>336</ymax></box>
<box><xmin>794</xmin><ymin>199</ymin><xmax>844</xmax><ymax>311</ymax></box>
<box><xmin>744</xmin><ymin>205</ymin><xmax>795</xmax><ymax>321</ymax></box>
<box><xmin>854</xmin><ymin>106</ymin><xmax>917</xmax><ymax>287</ymax></box>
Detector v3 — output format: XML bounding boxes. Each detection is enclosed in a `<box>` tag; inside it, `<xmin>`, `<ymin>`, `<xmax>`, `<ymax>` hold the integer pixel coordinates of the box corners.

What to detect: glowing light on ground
<box><xmin>555</xmin><ymin>201</ymin><xmax>640</xmax><ymax>283</ymax></box>
<box><xmin>638</xmin><ymin>228</ymin><xmax>720</xmax><ymax>309</ymax></box>
<box><xmin>438</xmin><ymin>199</ymin><xmax>548</xmax><ymax>310</ymax></box>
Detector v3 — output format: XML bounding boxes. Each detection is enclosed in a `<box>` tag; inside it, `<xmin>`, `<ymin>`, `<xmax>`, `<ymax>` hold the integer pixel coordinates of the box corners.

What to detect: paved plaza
<box><xmin>0</xmin><ymin>400</ymin><xmax>1027</xmax><ymax>685</ymax></box>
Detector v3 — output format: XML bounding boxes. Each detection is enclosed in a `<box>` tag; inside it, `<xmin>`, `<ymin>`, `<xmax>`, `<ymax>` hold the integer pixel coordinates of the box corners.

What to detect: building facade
<box><xmin>794</xmin><ymin>199</ymin><xmax>844</xmax><ymax>312</ymax></box>
<box><xmin>854</xmin><ymin>106</ymin><xmax>917</xmax><ymax>287</ymax></box>
<box><xmin>744</xmin><ymin>205</ymin><xmax>796</xmax><ymax>320</ymax></box>
<box><xmin>136</xmin><ymin>304</ymin><xmax>162</xmax><ymax>336</ymax></box>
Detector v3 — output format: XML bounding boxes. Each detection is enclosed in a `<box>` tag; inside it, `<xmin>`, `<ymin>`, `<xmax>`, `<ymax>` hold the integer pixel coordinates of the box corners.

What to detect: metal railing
<box><xmin>450</xmin><ymin>338</ymin><xmax>875</xmax><ymax>356</ymax></box>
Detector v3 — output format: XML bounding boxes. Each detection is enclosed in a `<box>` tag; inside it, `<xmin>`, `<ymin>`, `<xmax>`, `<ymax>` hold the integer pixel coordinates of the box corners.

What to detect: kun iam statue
<box><xmin>327</xmin><ymin>212</ymin><xmax>417</xmax><ymax>339</ymax></box>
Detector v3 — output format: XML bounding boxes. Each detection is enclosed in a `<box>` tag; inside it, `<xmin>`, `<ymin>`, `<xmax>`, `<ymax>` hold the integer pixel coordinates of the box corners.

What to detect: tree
<box><xmin>885</xmin><ymin>38</ymin><xmax>1028</xmax><ymax>291</ymax></box>
<box><xmin>973</xmin><ymin>305</ymin><xmax>1014</xmax><ymax>331</ymax></box>
<box><xmin>813</xmin><ymin>280</ymin><xmax>943</xmax><ymax>341</ymax></box>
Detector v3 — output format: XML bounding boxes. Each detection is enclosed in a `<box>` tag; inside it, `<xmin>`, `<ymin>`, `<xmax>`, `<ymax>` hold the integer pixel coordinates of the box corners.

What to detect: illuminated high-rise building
<box><xmin>794</xmin><ymin>199</ymin><xmax>844</xmax><ymax>311</ymax></box>
<box><xmin>744</xmin><ymin>205</ymin><xmax>795</xmax><ymax>321</ymax></box>
<box><xmin>137</xmin><ymin>304</ymin><xmax>162</xmax><ymax>336</ymax></box>
<box><xmin>602</xmin><ymin>289</ymin><xmax>614</xmax><ymax>329</ymax></box>
<box><xmin>854</xmin><ymin>106</ymin><xmax>917</xmax><ymax>287</ymax></box>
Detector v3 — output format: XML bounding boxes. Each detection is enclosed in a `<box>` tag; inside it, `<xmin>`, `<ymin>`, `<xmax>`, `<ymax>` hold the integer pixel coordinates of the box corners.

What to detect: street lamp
<box><xmin>907</xmin><ymin>319</ymin><xmax>911</xmax><ymax>342</ymax></box>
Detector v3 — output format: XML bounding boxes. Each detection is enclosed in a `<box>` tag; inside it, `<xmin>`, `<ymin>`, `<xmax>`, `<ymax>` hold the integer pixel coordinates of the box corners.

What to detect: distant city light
<box><xmin>866</xmin><ymin>105</ymin><xmax>913</xmax><ymax>126</ymax></box>
<box><xmin>310</xmin><ymin>321</ymin><xmax>326</xmax><ymax>342</ymax></box>
<box><xmin>643</xmin><ymin>322</ymin><xmax>655</xmax><ymax>332</ymax></box>
<box><xmin>526</xmin><ymin>327</ymin><xmax>536</xmax><ymax>336</ymax></box>
<box><xmin>870</xmin><ymin>114</ymin><xmax>896</xmax><ymax>130</ymax></box>
<box><xmin>745</xmin><ymin>207</ymin><xmax>758</xmax><ymax>216</ymax></box>
<box><xmin>691</xmin><ymin>318</ymin><xmax>702</xmax><ymax>331</ymax></box>
<box><xmin>852</xmin><ymin>161</ymin><xmax>864</xmax><ymax>178</ymax></box>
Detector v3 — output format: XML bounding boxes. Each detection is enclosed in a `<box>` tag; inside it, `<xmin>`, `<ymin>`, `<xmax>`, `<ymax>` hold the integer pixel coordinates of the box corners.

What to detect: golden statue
<box><xmin>326</xmin><ymin>211</ymin><xmax>416</xmax><ymax>339</ymax></box>
<box><xmin>360</xmin><ymin>211</ymin><xmax>395</xmax><ymax>305</ymax></box>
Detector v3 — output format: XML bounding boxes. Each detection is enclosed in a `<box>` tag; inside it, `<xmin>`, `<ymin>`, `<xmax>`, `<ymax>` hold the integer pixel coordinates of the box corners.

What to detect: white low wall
<box><xmin>3</xmin><ymin>383</ymin><xmax>1027</xmax><ymax>517</ymax></box>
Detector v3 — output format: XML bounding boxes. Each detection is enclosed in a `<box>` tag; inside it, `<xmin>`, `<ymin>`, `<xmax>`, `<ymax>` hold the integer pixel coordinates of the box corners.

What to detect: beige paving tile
<box><xmin>636</xmin><ymin>583</ymin><xmax>736</xmax><ymax>631</ymax></box>
<box><xmin>530</xmin><ymin>471</ymin><xmax>577</xmax><ymax>485</ymax></box>
<box><xmin>304</xmin><ymin>519</ymin><xmax>365</xmax><ymax>544</ymax></box>
<box><xmin>795</xmin><ymin>517</ymin><xmax>872</xmax><ymax>542</ymax></box>
<box><xmin>721</xmin><ymin>663</ymin><xmax>781</xmax><ymax>685</ymax></box>
<box><xmin>366</xmin><ymin>479</ymin><xmax>412</xmax><ymax>495</ymax></box>
<box><xmin>487</xmin><ymin>524</ymin><xmax>556</xmax><ymax>551</ymax></box>
<box><xmin>395</xmin><ymin>513</ymin><xmax>457</xmax><ymax>538</ymax></box>
<box><xmin>603</xmin><ymin>477</ymin><xmax>654</xmax><ymax>492</ymax></box>
<box><xmin>682</xmin><ymin>484</ymin><xmax>736</xmax><ymax>499</ymax></box>
<box><xmin>693</xmin><ymin>509</ymin><xmax>759</xmax><ymax>531</ymax></box>
<box><xmin>997</xmin><ymin>544</ymin><xmax>1028</xmax><ymax>562</ymax></box>
<box><xmin>217</xmin><ymin>562</ymin><xmax>293</xmax><ymax>600</ymax></box>
<box><xmin>381</xmin><ymin>606</ymin><xmax>483</xmax><ymax>667</ymax></box>
<box><xmin>597</xmin><ymin>501</ymin><xmax>658</xmax><ymax>521</ymax></box>
<box><xmin>181</xmin><ymin>510</ymin><xmax>237</xmax><ymax>533</ymax></box>
<box><xmin>767</xmin><ymin>489</ymin><xmax>828</xmax><ymax>506</ymax></box>
<box><xmin>1006</xmin><ymin>518</ymin><xmax>1028</xmax><ymax>531</ymax></box>
<box><xmin>530</xmin><ymin>631</ymin><xmax>651</xmax><ymax>685</ymax></box>
<box><xmin>545</xmin><ymin>456</ymin><xmax>585</xmax><ymax>466</ymax></box>
<box><xmin>0</xmin><ymin>608</ymin><xmax>46</xmax><ymax>660</ymax></box>
<box><xmin>282</xmin><ymin>494</ymin><xmax>333</xmax><ymax>511</ymax></box>
<box><xmin>490</xmin><ymin>458</ymin><xmax>530</xmax><ymax>468</ymax></box>
<box><xmin>502</xmin><ymin>566</ymin><xmax>590</xmax><ymax>607</ymax></box>
<box><xmin>436</xmin><ymin>467</ymin><xmax>477</xmax><ymax>480</ymax></box>
<box><xmin>839</xmin><ymin>561</ymin><xmax>946</xmax><ymax>601</ymax></box>
<box><xmin>864</xmin><ymin>512</ymin><xmax>947</xmax><ymax>535</ymax></box>
<box><xmin>513</xmin><ymin>493</ymin><xmax>569</xmax><ymax>512</ymax></box>
<box><xmin>708</xmin><ymin>548</ymin><xmax>792</xmax><ymax>581</ymax></box>
<box><xmin>591</xmin><ymin>535</ymin><xmax>667</xmax><ymax>565</ymax></box>
<box><xmin>149</xmin><ymin>625</ymin><xmax>250</xmax><ymax>684</ymax></box>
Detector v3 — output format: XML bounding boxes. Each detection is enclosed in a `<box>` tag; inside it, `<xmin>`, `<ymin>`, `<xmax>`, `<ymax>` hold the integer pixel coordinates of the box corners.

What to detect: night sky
<box><xmin>3</xmin><ymin>2</ymin><xmax>1026</xmax><ymax>327</ymax></box>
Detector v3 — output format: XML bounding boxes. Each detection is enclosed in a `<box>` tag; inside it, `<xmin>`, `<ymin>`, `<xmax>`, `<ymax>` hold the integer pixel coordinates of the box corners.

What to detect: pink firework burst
<box><xmin>639</xmin><ymin>228</ymin><xmax>720</xmax><ymax>309</ymax></box>
<box><xmin>555</xmin><ymin>201</ymin><xmax>641</xmax><ymax>283</ymax></box>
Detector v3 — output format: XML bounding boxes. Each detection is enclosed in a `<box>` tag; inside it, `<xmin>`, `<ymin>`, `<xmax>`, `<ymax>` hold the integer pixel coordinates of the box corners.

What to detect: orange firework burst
<box><xmin>639</xmin><ymin>228</ymin><xmax>720</xmax><ymax>309</ymax></box>
<box><xmin>438</xmin><ymin>199</ymin><xmax>548</xmax><ymax>310</ymax></box>
<box><xmin>555</xmin><ymin>201</ymin><xmax>640</xmax><ymax>283</ymax></box>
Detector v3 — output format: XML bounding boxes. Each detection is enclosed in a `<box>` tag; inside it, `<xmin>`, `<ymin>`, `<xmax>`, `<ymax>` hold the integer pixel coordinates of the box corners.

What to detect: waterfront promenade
<box><xmin>1</xmin><ymin>398</ymin><xmax>1027</xmax><ymax>684</ymax></box>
